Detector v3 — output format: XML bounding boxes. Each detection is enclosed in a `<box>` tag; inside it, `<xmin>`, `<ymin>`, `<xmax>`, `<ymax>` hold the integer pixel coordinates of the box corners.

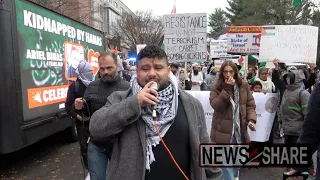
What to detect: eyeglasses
<box><xmin>223</xmin><ymin>70</ymin><xmax>234</xmax><ymax>74</ymax></box>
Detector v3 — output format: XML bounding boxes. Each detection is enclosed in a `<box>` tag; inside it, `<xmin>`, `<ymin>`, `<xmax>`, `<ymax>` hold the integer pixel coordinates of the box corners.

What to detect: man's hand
<box><xmin>76</xmin><ymin>114</ymin><xmax>83</xmax><ymax>121</ymax></box>
<box><xmin>75</xmin><ymin>98</ymin><xmax>84</xmax><ymax>110</ymax></box>
<box><xmin>137</xmin><ymin>81</ymin><xmax>159</xmax><ymax>106</ymax></box>
<box><xmin>225</xmin><ymin>76</ymin><xmax>235</xmax><ymax>85</ymax></box>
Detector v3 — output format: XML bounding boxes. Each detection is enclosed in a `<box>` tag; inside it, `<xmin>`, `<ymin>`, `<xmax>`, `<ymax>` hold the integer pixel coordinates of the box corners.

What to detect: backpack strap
<box><xmin>298</xmin><ymin>89</ymin><xmax>304</xmax><ymax>107</ymax></box>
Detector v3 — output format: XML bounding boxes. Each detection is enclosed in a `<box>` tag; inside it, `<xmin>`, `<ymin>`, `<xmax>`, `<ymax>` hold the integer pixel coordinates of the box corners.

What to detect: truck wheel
<box><xmin>66</xmin><ymin>120</ymin><xmax>78</xmax><ymax>142</ymax></box>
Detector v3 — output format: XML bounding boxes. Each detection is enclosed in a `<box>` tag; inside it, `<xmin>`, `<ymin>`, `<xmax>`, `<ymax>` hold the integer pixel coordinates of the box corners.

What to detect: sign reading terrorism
<box><xmin>163</xmin><ymin>13</ymin><xmax>207</xmax><ymax>62</ymax></box>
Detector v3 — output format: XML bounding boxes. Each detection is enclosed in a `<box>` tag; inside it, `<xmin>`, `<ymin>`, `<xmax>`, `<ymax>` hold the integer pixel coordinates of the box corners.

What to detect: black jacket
<box><xmin>297</xmin><ymin>82</ymin><xmax>320</xmax><ymax>165</ymax></box>
<box><xmin>65</xmin><ymin>79</ymin><xmax>88</xmax><ymax>119</ymax></box>
<box><xmin>272</xmin><ymin>69</ymin><xmax>286</xmax><ymax>103</ymax></box>
<box><xmin>83</xmin><ymin>75</ymin><xmax>130</xmax><ymax>150</ymax></box>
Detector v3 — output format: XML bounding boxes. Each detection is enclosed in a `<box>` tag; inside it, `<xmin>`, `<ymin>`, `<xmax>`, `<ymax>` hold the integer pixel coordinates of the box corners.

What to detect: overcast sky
<box><xmin>121</xmin><ymin>0</ymin><xmax>229</xmax><ymax>16</ymax></box>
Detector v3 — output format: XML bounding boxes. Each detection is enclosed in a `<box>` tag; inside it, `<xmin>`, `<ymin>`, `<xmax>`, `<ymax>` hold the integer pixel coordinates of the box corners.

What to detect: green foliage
<box><xmin>208</xmin><ymin>8</ymin><xmax>229</xmax><ymax>38</ymax></box>
<box><xmin>226</xmin><ymin>0</ymin><xmax>313</xmax><ymax>26</ymax></box>
<box><xmin>225</xmin><ymin>0</ymin><xmax>319</xmax><ymax>59</ymax></box>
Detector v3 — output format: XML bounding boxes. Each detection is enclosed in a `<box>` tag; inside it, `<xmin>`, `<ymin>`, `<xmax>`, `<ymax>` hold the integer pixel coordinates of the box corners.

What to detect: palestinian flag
<box><xmin>114</xmin><ymin>46</ymin><xmax>118</xmax><ymax>55</ymax></box>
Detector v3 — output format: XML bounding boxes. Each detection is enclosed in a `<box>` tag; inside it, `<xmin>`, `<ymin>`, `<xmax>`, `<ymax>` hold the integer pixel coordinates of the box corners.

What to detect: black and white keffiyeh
<box><xmin>130</xmin><ymin>72</ymin><xmax>179</xmax><ymax>171</ymax></box>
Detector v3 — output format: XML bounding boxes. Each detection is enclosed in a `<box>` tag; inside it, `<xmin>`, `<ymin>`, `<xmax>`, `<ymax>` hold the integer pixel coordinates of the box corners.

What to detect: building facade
<box><xmin>95</xmin><ymin>0</ymin><xmax>134</xmax><ymax>56</ymax></box>
<box><xmin>50</xmin><ymin>0</ymin><xmax>134</xmax><ymax>57</ymax></box>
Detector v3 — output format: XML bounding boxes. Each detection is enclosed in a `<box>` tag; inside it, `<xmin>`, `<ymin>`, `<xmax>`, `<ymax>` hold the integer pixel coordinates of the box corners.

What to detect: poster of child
<box><xmin>64</xmin><ymin>42</ymin><xmax>85</xmax><ymax>80</ymax></box>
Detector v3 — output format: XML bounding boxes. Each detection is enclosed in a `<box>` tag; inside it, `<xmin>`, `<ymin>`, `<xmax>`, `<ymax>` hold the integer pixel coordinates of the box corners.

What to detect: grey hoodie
<box><xmin>280</xmin><ymin>70</ymin><xmax>310</xmax><ymax>136</ymax></box>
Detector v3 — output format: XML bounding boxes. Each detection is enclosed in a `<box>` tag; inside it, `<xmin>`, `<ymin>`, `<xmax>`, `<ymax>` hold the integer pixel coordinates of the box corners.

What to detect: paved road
<box><xmin>0</xmin><ymin>131</ymin><xmax>85</xmax><ymax>180</ymax></box>
<box><xmin>0</xmin><ymin>134</ymin><xmax>315</xmax><ymax>180</ymax></box>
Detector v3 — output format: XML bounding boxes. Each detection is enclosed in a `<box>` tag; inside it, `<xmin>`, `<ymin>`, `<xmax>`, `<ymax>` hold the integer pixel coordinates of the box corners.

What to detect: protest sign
<box><xmin>259</xmin><ymin>25</ymin><xmax>318</xmax><ymax>63</ymax></box>
<box><xmin>248</xmin><ymin>93</ymin><xmax>279</xmax><ymax>142</ymax></box>
<box><xmin>227</xmin><ymin>26</ymin><xmax>262</xmax><ymax>54</ymax></box>
<box><xmin>185</xmin><ymin>91</ymin><xmax>278</xmax><ymax>142</ymax></box>
<box><xmin>210</xmin><ymin>40</ymin><xmax>232</xmax><ymax>58</ymax></box>
<box><xmin>185</xmin><ymin>91</ymin><xmax>213</xmax><ymax>136</ymax></box>
<box><xmin>163</xmin><ymin>13</ymin><xmax>207</xmax><ymax>62</ymax></box>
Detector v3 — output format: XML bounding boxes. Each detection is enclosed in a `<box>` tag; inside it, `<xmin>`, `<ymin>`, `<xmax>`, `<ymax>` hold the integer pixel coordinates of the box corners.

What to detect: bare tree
<box><xmin>30</xmin><ymin>0</ymin><xmax>97</xmax><ymax>25</ymax></box>
<box><xmin>112</xmin><ymin>10</ymin><xmax>164</xmax><ymax>51</ymax></box>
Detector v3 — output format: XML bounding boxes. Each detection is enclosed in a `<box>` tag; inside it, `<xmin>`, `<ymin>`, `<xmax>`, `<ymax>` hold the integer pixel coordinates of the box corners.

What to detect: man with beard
<box><xmin>89</xmin><ymin>45</ymin><xmax>223</xmax><ymax>180</ymax></box>
<box><xmin>189</xmin><ymin>64</ymin><xmax>204</xmax><ymax>91</ymax></box>
<box><xmin>74</xmin><ymin>51</ymin><xmax>130</xmax><ymax>180</ymax></box>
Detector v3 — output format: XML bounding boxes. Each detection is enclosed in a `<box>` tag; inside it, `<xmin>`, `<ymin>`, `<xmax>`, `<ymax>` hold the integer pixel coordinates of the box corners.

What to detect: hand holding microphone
<box><xmin>137</xmin><ymin>81</ymin><xmax>159</xmax><ymax>106</ymax></box>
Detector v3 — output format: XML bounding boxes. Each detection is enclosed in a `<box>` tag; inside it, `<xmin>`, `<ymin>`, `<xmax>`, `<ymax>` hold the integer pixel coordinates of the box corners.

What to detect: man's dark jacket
<box><xmin>84</xmin><ymin>74</ymin><xmax>130</xmax><ymax>151</ymax></box>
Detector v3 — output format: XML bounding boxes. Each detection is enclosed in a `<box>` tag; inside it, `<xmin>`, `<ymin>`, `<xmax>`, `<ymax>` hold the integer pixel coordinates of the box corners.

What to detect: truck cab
<box><xmin>0</xmin><ymin>0</ymin><xmax>105</xmax><ymax>154</ymax></box>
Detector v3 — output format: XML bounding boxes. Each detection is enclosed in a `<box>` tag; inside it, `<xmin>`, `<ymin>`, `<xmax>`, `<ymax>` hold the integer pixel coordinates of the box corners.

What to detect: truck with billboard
<box><xmin>0</xmin><ymin>0</ymin><xmax>105</xmax><ymax>153</ymax></box>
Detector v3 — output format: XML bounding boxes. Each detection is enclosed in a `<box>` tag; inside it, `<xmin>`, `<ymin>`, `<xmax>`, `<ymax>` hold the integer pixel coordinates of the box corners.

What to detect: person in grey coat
<box><xmin>280</xmin><ymin>69</ymin><xmax>310</xmax><ymax>145</ymax></box>
<box><xmin>89</xmin><ymin>45</ymin><xmax>223</xmax><ymax>180</ymax></box>
<box><xmin>205</xmin><ymin>67</ymin><xmax>217</xmax><ymax>90</ymax></box>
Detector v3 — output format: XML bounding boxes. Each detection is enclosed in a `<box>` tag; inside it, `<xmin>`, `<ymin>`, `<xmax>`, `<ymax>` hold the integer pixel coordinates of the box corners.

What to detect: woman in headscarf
<box><xmin>255</xmin><ymin>67</ymin><xmax>276</xmax><ymax>93</ymax></box>
<box><xmin>65</xmin><ymin>60</ymin><xmax>94</xmax><ymax>178</ymax></box>
<box><xmin>210</xmin><ymin>60</ymin><xmax>257</xmax><ymax>180</ymax></box>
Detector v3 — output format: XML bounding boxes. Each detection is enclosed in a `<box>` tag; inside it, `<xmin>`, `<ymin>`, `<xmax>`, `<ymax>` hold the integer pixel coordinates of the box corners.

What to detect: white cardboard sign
<box><xmin>259</xmin><ymin>25</ymin><xmax>318</xmax><ymax>63</ymax></box>
<box><xmin>163</xmin><ymin>13</ymin><xmax>207</xmax><ymax>62</ymax></box>
<box><xmin>227</xmin><ymin>26</ymin><xmax>262</xmax><ymax>54</ymax></box>
<box><xmin>210</xmin><ymin>40</ymin><xmax>233</xmax><ymax>58</ymax></box>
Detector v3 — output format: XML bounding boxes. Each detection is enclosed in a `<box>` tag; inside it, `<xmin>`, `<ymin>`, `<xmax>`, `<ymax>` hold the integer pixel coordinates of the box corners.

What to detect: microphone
<box><xmin>150</xmin><ymin>82</ymin><xmax>158</xmax><ymax>91</ymax></box>
<box><xmin>150</xmin><ymin>82</ymin><xmax>158</xmax><ymax>118</ymax></box>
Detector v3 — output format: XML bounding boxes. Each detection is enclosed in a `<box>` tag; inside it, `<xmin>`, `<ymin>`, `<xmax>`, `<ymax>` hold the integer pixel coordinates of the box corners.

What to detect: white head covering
<box><xmin>75</xmin><ymin>60</ymin><xmax>94</xmax><ymax>87</ymax></box>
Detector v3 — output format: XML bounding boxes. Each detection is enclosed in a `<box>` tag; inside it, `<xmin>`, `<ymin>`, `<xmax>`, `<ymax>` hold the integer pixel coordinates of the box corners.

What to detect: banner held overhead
<box><xmin>259</xmin><ymin>25</ymin><xmax>318</xmax><ymax>63</ymax></box>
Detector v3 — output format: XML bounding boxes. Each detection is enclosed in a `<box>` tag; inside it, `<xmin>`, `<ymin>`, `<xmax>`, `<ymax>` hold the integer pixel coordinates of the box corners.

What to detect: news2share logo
<box><xmin>200</xmin><ymin>143</ymin><xmax>312</xmax><ymax>168</ymax></box>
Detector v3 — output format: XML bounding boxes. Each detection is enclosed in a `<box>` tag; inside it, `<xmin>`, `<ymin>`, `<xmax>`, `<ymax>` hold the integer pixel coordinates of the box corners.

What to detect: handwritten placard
<box><xmin>227</xmin><ymin>26</ymin><xmax>262</xmax><ymax>54</ymax></box>
<box><xmin>259</xmin><ymin>25</ymin><xmax>318</xmax><ymax>63</ymax></box>
<box><xmin>163</xmin><ymin>13</ymin><xmax>207</xmax><ymax>62</ymax></box>
<box><xmin>210</xmin><ymin>40</ymin><xmax>232</xmax><ymax>58</ymax></box>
